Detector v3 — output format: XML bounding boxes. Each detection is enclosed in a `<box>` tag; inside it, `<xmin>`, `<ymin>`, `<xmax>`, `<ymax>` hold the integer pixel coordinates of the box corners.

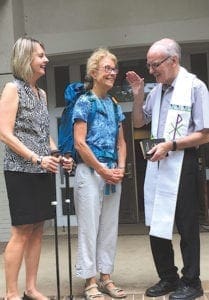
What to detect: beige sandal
<box><xmin>84</xmin><ymin>283</ymin><xmax>104</xmax><ymax>300</ymax></box>
<box><xmin>98</xmin><ymin>279</ymin><xmax>127</xmax><ymax>298</ymax></box>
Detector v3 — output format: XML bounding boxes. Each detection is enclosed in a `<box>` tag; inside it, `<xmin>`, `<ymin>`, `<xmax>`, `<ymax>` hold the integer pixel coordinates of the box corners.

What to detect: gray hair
<box><xmin>11</xmin><ymin>36</ymin><xmax>45</xmax><ymax>82</ymax></box>
<box><xmin>149</xmin><ymin>38</ymin><xmax>181</xmax><ymax>61</ymax></box>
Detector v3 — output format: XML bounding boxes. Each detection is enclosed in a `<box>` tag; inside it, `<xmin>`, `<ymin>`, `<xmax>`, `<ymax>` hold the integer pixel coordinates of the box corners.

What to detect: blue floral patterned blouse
<box><xmin>72</xmin><ymin>92</ymin><xmax>125</xmax><ymax>162</ymax></box>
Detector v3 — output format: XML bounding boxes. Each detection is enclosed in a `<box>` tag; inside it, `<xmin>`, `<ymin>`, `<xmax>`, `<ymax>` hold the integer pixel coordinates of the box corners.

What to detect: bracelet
<box><xmin>36</xmin><ymin>156</ymin><xmax>43</xmax><ymax>165</ymax></box>
<box><xmin>172</xmin><ymin>140</ymin><xmax>177</xmax><ymax>151</ymax></box>
<box><xmin>118</xmin><ymin>166</ymin><xmax>125</xmax><ymax>169</ymax></box>
<box><xmin>29</xmin><ymin>151</ymin><xmax>35</xmax><ymax>162</ymax></box>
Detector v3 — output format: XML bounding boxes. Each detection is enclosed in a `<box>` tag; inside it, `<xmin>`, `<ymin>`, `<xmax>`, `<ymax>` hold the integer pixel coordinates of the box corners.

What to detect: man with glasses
<box><xmin>126</xmin><ymin>38</ymin><xmax>209</xmax><ymax>300</ymax></box>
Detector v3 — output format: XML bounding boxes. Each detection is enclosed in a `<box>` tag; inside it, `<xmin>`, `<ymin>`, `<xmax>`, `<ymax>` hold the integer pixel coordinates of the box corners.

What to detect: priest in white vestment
<box><xmin>126</xmin><ymin>38</ymin><xmax>209</xmax><ymax>300</ymax></box>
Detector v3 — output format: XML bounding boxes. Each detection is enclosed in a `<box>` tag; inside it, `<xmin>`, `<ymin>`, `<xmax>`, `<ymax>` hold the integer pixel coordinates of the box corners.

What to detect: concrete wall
<box><xmin>0</xmin><ymin>0</ymin><xmax>14</xmax><ymax>74</ymax></box>
<box><xmin>0</xmin><ymin>0</ymin><xmax>25</xmax><ymax>74</ymax></box>
<box><xmin>0</xmin><ymin>0</ymin><xmax>25</xmax><ymax>241</ymax></box>
<box><xmin>22</xmin><ymin>0</ymin><xmax>209</xmax><ymax>54</ymax></box>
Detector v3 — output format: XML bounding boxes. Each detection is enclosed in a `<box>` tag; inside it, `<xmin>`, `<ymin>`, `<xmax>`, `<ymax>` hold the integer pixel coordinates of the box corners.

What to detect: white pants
<box><xmin>74</xmin><ymin>163</ymin><xmax>121</xmax><ymax>279</ymax></box>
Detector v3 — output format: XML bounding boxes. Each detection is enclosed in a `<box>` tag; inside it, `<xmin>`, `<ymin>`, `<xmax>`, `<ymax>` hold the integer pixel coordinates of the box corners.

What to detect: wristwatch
<box><xmin>172</xmin><ymin>140</ymin><xmax>177</xmax><ymax>151</ymax></box>
<box><xmin>36</xmin><ymin>156</ymin><xmax>43</xmax><ymax>165</ymax></box>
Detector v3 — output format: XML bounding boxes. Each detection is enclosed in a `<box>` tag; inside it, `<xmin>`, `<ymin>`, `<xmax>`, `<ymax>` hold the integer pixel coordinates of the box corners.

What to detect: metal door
<box><xmin>119</xmin><ymin>112</ymin><xmax>138</xmax><ymax>223</ymax></box>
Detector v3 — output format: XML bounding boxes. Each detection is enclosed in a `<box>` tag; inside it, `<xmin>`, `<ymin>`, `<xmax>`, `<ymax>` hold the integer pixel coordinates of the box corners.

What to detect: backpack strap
<box><xmin>88</xmin><ymin>96</ymin><xmax>98</xmax><ymax>124</ymax></box>
<box><xmin>111</xmin><ymin>96</ymin><xmax>118</xmax><ymax>105</ymax></box>
<box><xmin>111</xmin><ymin>97</ymin><xmax>120</xmax><ymax>161</ymax></box>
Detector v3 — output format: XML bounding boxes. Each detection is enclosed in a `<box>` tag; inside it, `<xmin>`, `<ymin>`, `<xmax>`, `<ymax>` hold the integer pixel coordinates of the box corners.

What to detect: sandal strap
<box><xmin>85</xmin><ymin>283</ymin><xmax>104</xmax><ymax>300</ymax></box>
<box><xmin>86</xmin><ymin>293</ymin><xmax>103</xmax><ymax>299</ymax></box>
<box><xmin>99</xmin><ymin>280</ymin><xmax>126</xmax><ymax>298</ymax></box>
<box><xmin>100</xmin><ymin>279</ymin><xmax>114</xmax><ymax>287</ymax></box>
<box><xmin>85</xmin><ymin>283</ymin><xmax>99</xmax><ymax>292</ymax></box>
<box><xmin>110</xmin><ymin>287</ymin><xmax>124</xmax><ymax>292</ymax></box>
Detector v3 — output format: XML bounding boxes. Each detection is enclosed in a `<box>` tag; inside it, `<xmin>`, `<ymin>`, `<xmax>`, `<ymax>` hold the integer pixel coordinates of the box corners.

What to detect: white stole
<box><xmin>144</xmin><ymin>67</ymin><xmax>195</xmax><ymax>240</ymax></box>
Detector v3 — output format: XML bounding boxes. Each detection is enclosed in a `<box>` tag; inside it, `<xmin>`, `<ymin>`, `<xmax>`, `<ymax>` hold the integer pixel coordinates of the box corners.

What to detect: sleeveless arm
<box><xmin>0</xmin><ymin>82</ymin><xmax>35</xmax><ymax>160</ymax></box>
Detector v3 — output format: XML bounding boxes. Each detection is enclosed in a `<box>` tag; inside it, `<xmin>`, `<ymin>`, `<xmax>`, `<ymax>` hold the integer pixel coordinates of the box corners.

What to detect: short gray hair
<box><xmin>149</xmin><ymin>38</ymin><xmax>181</xmax><ymax>61</ymax></box>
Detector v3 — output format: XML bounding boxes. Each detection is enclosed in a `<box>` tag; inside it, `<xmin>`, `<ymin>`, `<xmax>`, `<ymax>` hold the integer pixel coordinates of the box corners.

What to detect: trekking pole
<box><xmin>64</xmin><ymin>152</ymin><xmax>73</xmax><ymax>300</ymax></box>
<box><xmin>51</xmin><ymin>150</ymin><xmax>62</xmax><ymax>300</ymax></box>
<box><xmin>51</xmin><ymin>198</ymin><xmax>61</xmax><ymax>300</ymax></box>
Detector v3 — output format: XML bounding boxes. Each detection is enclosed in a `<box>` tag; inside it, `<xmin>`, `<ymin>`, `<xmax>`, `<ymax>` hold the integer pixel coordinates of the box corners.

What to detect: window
<box><xmin>54</xmin><ymin>66</ymin><xmax>70</xmax><ymax>107</ymax></box>
<box><xmin>191</xmin><ymin>53</ymin><xmax>208</xmax><ymax>87</ymax></box>
<box><xmin>80</xmin><ymin>64</ymin><xmax>86</xmax><ymax>82</ymax></box>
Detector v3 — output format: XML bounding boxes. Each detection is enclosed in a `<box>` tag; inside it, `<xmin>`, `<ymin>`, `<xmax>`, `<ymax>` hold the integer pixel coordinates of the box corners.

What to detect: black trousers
<box><xmin>150</xmin><ymin>149</ymin><xmax>201</xmax><ymax>287</ymax></box>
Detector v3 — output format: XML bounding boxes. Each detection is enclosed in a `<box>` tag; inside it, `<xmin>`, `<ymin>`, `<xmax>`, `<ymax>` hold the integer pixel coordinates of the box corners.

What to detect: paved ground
<box><xmin>1</xmin><ymin>224</ymin><xmax>209</xmax><ymax>299</ymax></box>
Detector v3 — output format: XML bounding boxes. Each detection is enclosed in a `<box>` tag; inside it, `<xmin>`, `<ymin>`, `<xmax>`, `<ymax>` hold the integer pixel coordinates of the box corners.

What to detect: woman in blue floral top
<box><xmin>73</xmin><ymin>48</ymin><xmax>127</xmax><ymax>300</ymax></box>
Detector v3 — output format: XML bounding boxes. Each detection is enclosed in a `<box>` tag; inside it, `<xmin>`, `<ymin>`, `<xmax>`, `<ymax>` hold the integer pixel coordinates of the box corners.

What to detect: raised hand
<box><xmin>126</xmin><ymin>71</ymin><xmax>144</xmax><ymax>97</ymax></box>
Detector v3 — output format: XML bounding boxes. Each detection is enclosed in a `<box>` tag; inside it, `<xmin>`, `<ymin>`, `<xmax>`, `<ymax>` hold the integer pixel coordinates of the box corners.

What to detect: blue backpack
<box><xmin>58</xmin><ymin>81</ymin><xmax>120</xmax><ymax>161</ymax></box>
<box><xmin>58</xmin><ymin>82</ymin><xmax>95</xmax><ymax>158</ymax></box>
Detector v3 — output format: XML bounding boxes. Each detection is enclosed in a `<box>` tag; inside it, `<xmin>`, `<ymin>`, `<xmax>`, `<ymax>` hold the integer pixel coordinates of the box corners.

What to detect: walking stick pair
<box><xmin>51</xmin><ymin>151</ymin><xmax>73</xmax><ymax>300</ymax></box>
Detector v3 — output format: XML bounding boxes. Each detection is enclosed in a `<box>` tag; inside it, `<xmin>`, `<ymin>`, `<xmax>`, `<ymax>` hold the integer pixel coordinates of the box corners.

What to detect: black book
<box><xmin>140</xmin><ymin>138</ymin><xmax>165</xmax><ymax>159</ymax></box>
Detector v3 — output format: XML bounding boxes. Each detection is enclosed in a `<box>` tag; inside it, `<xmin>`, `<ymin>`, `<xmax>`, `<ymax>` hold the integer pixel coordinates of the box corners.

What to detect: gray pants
<box><xmin>74</xmin><ymin>163</ymin><xmax>121</xmax><ymax>279</ymax></box>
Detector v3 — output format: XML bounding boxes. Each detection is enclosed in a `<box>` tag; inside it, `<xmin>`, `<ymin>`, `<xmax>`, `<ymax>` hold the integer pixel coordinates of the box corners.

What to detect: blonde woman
<box><xmin>0</xmin><ymin>37</ymin><xmax>72</xmax><ymax>300</ymax></box>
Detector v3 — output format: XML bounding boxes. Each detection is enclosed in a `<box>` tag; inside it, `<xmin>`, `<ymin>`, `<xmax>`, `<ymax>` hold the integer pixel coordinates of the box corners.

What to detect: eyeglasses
<box><xmin>146</xmin><ymin>56</ymin><xmax>171</xmax><ymax>70</ymax></box>
<box><xmin>98</xmin><ymin>65</ymin><xmax>119</xmax><ymax>74</ymax></box>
